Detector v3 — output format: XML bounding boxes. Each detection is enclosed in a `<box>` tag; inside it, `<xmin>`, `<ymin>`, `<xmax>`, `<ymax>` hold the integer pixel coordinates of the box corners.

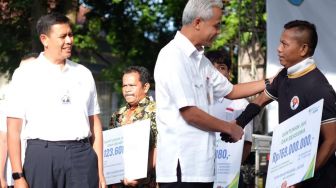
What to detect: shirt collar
<box><xmin>38</xmin><ymin>52</ymin><xmax>70</xmax><ymax>72</ymax></box>
<box><xmin>174</xmin><ymin>31</ymin><xmax>204</xmax><ymax>58</ymax></box>
<box><xmin>287</xmin><ymin>57</ymin><xmax>316</xmax><ymax>78</ymax></box>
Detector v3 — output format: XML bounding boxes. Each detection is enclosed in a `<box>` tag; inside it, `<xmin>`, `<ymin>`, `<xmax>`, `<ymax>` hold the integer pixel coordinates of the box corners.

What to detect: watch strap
<box><xmin>12</xmin><ymin>172</ymin><xmax>24</xmax><ymax>180</ymax></box>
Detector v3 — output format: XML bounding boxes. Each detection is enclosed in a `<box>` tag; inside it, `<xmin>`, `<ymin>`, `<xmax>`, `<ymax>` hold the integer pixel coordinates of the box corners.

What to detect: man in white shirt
<box><xmin>6</xmin><ymin>13</ymin><xmax>106</xmax><ymax>188</ymax></box>
<box><xmin>154</xmin><ymin>0</ymin><xmax>269</xmax><ymax>187</ymax></box>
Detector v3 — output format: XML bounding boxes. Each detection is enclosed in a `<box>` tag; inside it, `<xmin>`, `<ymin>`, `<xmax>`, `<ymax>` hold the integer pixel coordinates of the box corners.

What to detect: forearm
<box><xmin>241</xmin><ymin>142</ymin><xmax>252</xmax><ymax>163</ymax></box>
<box><xmin>315</xmin><ymin>139</ymin><xmax>336</xmax><ymax>171</ymax></box>
<box><xmin>315</xmin><ymin>123</ymin><xmax>336</xmax><ymax>171</ymax></box>
<box><xmin>89</xmin><ymin>115</ymin><xmax>104</xmax><ymax>177</ymax></box>
<box><xmin>235</xmin><ymin>92</ymin><xmax>272</xmax><ymax>127</ymax></box>
<box><xmin>7</xmin><ymin>117</ymin><xmax>23</xmax><ymax>173</ymax></box>
<box><xmin>148</xmin><ymin>148</ymin><xmax>157</xmax><ymax>170</ymax></box>
<box><xmin>226</xmin><ymin>80</ymin><xmax>265</xmax><ymax>100</ymax></box>
<box><xmin>180</xmin><ymin>106</ymin><xmax>233</xmax><ymax>134</ymax></box>
<box><xmin>0</xmin><ymin>131</ymin><xmax>7</xmax><ymax>180</ymax></box>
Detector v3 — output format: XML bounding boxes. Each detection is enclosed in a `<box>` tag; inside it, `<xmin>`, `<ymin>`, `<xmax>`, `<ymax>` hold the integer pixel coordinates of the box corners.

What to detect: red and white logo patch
<box><xmin>290</xmin><ymin>96</ymin><xmax>300</xmax><ymax>110</ymax></box>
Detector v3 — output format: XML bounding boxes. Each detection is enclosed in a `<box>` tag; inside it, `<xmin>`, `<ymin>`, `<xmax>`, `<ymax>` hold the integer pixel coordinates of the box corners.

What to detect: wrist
<box><xmin>12</xmin><ymin>172</ymin><xmax>24</xmax><ymax>180</ymax></box>
<box><xmin>264</xmin><ymin>78</ymin><xmax>270</xmax><ymax>86</ymax></box>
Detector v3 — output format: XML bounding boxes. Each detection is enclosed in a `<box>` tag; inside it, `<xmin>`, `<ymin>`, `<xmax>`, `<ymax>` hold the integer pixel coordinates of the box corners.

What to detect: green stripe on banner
<box><xmin>227</xmin><ymin>172</ymin><xmax>240</xmax><ymax>188</ymax></box>
<box><xmin>303</xmin><ymin>154</ymin><xmax>316</xmax><ymax>180</ymax></box>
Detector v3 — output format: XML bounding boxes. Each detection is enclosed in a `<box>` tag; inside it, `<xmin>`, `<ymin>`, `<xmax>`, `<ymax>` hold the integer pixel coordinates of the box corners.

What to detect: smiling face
<box><xmin>122</xmin><ymin>72</ymin><xmax>149</xmax><ymax>107</ymax></box>
<box><xmin>277</xmin><ymin>28</ymin><xmax>308</xmax><ymax>68</ymax></box>
<box><xmin>197</xmin><ymin>7</ymin><xmax>222</xmax><ymax>47</ymax></box>
<box><xmin>40</xmin><ymin>23</ymin><xmax>73</xmax><ymax>63</ymax></box>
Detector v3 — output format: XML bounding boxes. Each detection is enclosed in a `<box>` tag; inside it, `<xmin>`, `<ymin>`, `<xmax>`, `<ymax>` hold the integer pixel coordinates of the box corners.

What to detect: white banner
<box><xmin>266</xmin><ymin>0</ymin><xmax>336</xmax><ymax>132</ymax></box>
<box><xmin>211</xmin><ymin>103</ymin><xmax>245</xmax><ymax>188</ymax></box>
<box><xmin>103</xmin><ymin>119</ymin><xmax>150</xmax><ymax>185</ymax></box>
<box><xmin>265</xmin><ymin>99</ymin><xmax>323</xmax><ymax>188</ymax></box>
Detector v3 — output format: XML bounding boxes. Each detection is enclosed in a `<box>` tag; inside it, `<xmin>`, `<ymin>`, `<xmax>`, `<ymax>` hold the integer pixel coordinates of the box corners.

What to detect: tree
<box><xmin>73</xmin><ymin>0</ymin><xmax>186</xmax><ymax>91</ymax></box>
<box><xmin>1</xmin><ymin>0</ymin><xmax>266</xmax><ymax>88</ymax></box>
<box><xmin>212</xmin><ymin>0</ymin><xmax>266</xmax><ymax>84</ymax></box>
<box><xmin>0</xmin><ymin>0</ymin><xmax>77</xmax><ymax>73</ymax></box>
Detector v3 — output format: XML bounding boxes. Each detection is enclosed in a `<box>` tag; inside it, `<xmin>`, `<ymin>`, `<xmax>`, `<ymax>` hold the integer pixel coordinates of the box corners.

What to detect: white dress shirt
<box><xmin>154</xmin><ymin>31</ymin><xmax>233</xmax><ymax>182</ymax></box>
<box><xmin>6</xmin><ymin>53</ymin><xmax>100</xmax><ymax>141</ymax></box>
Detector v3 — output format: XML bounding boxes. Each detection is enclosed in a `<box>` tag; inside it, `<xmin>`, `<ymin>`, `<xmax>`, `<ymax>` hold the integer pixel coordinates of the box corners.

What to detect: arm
<box><xmin>241</xmin><ymin>141</ymin><xmax>252</xmax><ymax>163</ymax></box>
<box><xmin>89</xmin><ymin>115</ymin><xmax>106</xmax><ymax>188</ymax></box>
<box><xmin>149</xmin><ymin>147</ymin><xmax>157</xmax><ymax>170</ymax></box>
<box><xmin>0</xmin><ymin>131</ymin><xmax>7</xmax><ymax>188</ymax></box>
<box><xmin>179</xmin><ymin>106</ymin><xmax>244</xmax><ymax>142</ymax></box>
<box><xmin>236</xmin><ymin>92</ymin><xmax>273</xmax><ymax>127</ymax></box>
<box><xmin>226</xmin><ymin>80</ymin><xmax>266</xmax><ymax>100</ymax></box>
<box><xmin>315</xmin><ymin>122</ymin><xmax>336</xmax><ymax>171</ymax></box>
<box><xmin>7</xmin><ymin>117</ymin><xmax>28</xmax><ymax>188</ymax></box>
<box><xmin>222</xmin><ymin>92</ymin><xmax>273</xmax><ymax>142</ymax></box>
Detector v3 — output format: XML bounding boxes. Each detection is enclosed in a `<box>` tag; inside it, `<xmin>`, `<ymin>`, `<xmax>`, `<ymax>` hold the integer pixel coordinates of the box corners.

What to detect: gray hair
<box><xmin>182</xmin><ymin>0</ymin><xmax>223</xmax><ymax>25</ymax></box>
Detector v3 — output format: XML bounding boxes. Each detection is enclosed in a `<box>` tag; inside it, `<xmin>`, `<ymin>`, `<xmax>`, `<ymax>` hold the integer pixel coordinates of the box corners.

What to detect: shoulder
<box><xmin>67</xmin><ymin>60</ymin><xmax>92</xmax><ymax>74</ymax></box>
<box><xmin>274</xmin><ymin>68</ymin><xmax>287</xmax><ymax>80</ymax></box>
<box><xmin>145</xmin><ymin>100</ymin><xmax>156</xmax><ymax>113</ymax></box>
<box><xmin>116</xmin><ymin>105</ymin><xmax>127</xmax><ymax>114</ymax></box>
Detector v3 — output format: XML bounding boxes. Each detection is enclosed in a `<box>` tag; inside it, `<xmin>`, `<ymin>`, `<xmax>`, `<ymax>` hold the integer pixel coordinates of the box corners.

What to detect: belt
<box><xmin>27</xmin><ymin>138</ymin><xmax>90</xmax><ymax>145</ymax></box>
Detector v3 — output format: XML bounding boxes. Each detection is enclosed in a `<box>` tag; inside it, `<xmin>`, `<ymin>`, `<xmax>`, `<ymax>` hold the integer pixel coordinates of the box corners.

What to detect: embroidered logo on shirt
<box><xmin>61</xmin><ymin>94</ymin><xmax>71</xmax><ymax>104</ymax></box>
<box><xmin>290</xmin><ymin>96</ymin><xmax>299</xmax><ymax>110</ymax></box>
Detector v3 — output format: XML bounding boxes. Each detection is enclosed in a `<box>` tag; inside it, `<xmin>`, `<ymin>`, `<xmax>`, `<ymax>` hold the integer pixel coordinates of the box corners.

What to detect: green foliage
<box><xmin>211</xmin><ymin>0</ymin><xmax>266</xmax><ymax>83</ymax></box>
<box><xmin>0</xmin><ymin>0</ymin><xmax>266</xmax><ymax>89</ymax></box>
<box><xmin>0</xmin><ymin>1</ymin><xmax>37</xmax><ymax>73</ymax></box>
<box><xmin>73</xmin><ymin>0</ymin><xmax>186</xmax><ymax>92</ymax></box>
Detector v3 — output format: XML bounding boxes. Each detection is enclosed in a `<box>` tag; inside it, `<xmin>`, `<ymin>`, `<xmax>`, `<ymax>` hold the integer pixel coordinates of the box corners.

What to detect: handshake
<box><xmin>220</xmin><ymin>103</ymin><xmax>261</xmax><ymax>142</ymax></box>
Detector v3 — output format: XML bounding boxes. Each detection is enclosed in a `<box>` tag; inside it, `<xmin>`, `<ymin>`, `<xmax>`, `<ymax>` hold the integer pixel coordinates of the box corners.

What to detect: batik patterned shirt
<box><xmin>109</xmin><ymin>96</ymin><xmax>157</xmax><ymax>188</ymax></box>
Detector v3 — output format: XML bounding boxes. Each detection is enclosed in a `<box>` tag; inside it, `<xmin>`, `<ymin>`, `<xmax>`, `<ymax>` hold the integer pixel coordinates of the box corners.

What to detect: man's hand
<box><xmin>122</xmin><ymin>178</ymin><xmax>139</xmax><ymax>187</ymax></box>
<box><xmin>281</xmin><ymin>181</ymin><xmax>298</xmax><ymax>188</ymax></box>
<box><xmin>13</xmin><ymin>178</ymin><xmax>29</xmax><ymax>188</ymax></box>
<box><xmin>221</xmin><ymin>122</ymin><xmax>243</xmax><ymax>142</ymax></box>
<box><xmin>99</xmin><ymin>175</ymin><xmax>107</xmax><ymax>188</ymax></box>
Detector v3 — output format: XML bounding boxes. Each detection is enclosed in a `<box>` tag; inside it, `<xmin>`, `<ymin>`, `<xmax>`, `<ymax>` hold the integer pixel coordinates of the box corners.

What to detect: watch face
<box><xmin>12</xmin><ymin>172</ymin><xmax>24</xmax><ymax>180</ymax></box>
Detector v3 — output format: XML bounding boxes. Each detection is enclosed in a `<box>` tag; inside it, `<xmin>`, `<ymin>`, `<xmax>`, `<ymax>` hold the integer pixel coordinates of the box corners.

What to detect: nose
<box><xmin>124</xmin><ymin>86</ymin><xmax>132</xmax><ymax>92</ymax></box>
<box><xmin>65</xmin><ymin>35</ymin><xmax>73</xmax><ymax>44</ymax></box>
<box><xmin>277</xmin><ymin>44</ymin><xmax>282</xmax><ymax>53</ymax></box>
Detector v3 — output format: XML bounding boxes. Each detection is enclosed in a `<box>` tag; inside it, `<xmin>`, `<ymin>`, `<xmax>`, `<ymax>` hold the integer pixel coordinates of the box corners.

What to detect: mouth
<box><xmin>124</xmin><ymin>94</ymin><xmax>134</xmax><ymax>97</ymax></box>
<box><xmin>63</xmin><ymin>47</ymin><xmax>72</xmax><ymax>53</ymax></box>
<box><xmin>278</xmin><ymin>55</ymin><xmax>284</xmax><ymax>61</ymax></box>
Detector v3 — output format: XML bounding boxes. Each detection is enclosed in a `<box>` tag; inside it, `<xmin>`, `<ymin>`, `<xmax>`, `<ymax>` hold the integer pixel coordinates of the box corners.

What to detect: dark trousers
<box><xmin>159</xmin><ymin>162</ymin><xmax>213</xmax><ymax>188</ymax></box>
<box><xmin>23</xmin><ymin>139</ymin><xmax>99</xmax><ymax>188</ymax></box>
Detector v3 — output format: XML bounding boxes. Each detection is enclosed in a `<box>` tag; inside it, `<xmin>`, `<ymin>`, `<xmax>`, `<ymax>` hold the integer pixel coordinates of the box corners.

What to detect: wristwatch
<box><xmin>12</xmin><ymin>172</ymin><xmax>24</xmax><ymax>180</ymax></box>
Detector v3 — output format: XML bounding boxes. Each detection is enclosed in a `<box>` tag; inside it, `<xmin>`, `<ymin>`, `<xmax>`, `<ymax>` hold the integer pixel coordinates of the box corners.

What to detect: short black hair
<box><xmin>123</xmin><ymin>66</ymin><xmax>151</xmax><ymax>86</ymax></box>
<box><xmin>36</xmin><ymin>12</ymin><xmax>71</xmax><ymax>36</ymax></box>
<box><xmin>206</xmin><ymin>49</ymin><xmax>231</xmax><ymax>70</ymax></box>
<box><xmin>21</xmin><ymin>53</ymin><xmax>39</xmax><ymax>61</ymax></box>
<box><xmin>284</xmin><ymin>20</ymin><xmax>318</xmax><ymax>56</ymax></box>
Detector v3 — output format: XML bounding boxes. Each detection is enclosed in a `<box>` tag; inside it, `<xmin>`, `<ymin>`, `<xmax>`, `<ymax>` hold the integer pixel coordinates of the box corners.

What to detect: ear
<box><xmin>300</xmin><ymin>43</ymin><xmax>309</xmax><ymax>57</ymax></box>
<box><xmin>40</xmin><ymin>34</ymin><xmax>49</xmax><ymax>48</ymax></box>
<box><xmin>192</xmin><ymin>17</ymin><xmax>202</xmax><ymax>30</ymax></box>
<box><xmin>144</xmin><ymin>83</ymin><xmax>150</xmax><ymax>93</ymax></box>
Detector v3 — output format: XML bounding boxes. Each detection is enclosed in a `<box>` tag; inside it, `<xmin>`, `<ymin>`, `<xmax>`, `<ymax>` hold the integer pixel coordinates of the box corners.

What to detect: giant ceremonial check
<box><xmin>265</xmin><ymin>99</ymin><xmax>323</xmax><ymax>188</ymax></box>
<box><xmin>103</xmin><ymin>119</ymin><xmax>150</xmax><ymax>185</ymax></box>
<box><xmin>211</xmin><ymin>103</ymin><xmax>244</xmax><ymax>188</ymax></box>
